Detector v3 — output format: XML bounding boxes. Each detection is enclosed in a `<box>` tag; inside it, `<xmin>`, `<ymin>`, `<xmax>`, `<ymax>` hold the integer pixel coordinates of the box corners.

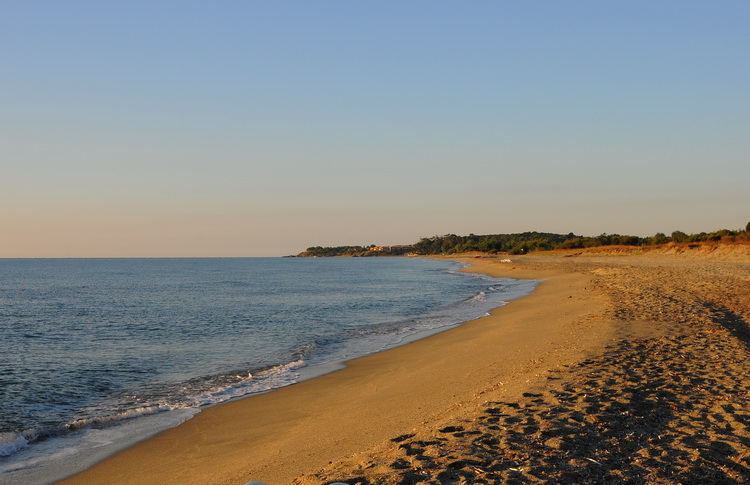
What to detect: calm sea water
<box><xmin>0</xmin><ymin>257</ymin><xmax>537</xmax><ymax>483</ymax></box>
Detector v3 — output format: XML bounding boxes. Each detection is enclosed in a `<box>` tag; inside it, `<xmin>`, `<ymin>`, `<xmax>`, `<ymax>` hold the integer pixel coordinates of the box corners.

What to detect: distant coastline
<box><xmin>298</xmin><ymin>224</ymin><xmax>750</xmax><ymax>257</ymax></box>
<box><xmin>296</xmin><ymin>244</ymin><xmax>415</xmax><ymax>257</ymax></box>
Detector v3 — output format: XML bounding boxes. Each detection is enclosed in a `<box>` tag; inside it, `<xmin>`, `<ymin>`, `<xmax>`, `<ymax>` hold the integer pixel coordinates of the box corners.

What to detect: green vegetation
<box><xmin>414</xmin><ymin>232</ymin><xmax>577</xmax><ymax>255</ymax></box>
<box><xmin>415</xmin><ymin>226</ymin><xmax>750</xmax><ymax>255</ymax></box>
<box><xmin>298</xmin><ymin>223</ymin><xmax>750</xmax><ymax>257</ymax></box>
<box><xmin>296</xmin><ymin>245</ymin><xmax>407</xmax><ymax>257</ymax></box>
<box><xmin>298</xmin><ymin>245</ymin><xmax>372</xmax><ymax>257</ymax></box>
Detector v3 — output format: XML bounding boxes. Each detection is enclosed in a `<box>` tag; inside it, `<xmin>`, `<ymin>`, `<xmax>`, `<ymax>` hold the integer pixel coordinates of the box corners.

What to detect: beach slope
<box><xmin>60</xmin><ymin>259</ymin><xmax>613</xmax><ymax>485</ymax></box>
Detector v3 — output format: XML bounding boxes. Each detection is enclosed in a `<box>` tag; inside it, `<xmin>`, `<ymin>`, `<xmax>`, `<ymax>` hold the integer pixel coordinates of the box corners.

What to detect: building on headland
<box><xmin>368</xmin><ymin>245</ymin><xmax>415</xmax><ymax>255</ymax></box>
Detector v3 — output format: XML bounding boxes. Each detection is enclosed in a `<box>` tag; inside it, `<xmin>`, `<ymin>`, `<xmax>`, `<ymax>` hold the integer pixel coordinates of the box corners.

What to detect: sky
<box><xmin>2</xmin><ymin>1</ymin><xmax>748</xmax><ymax>257</ymax></box>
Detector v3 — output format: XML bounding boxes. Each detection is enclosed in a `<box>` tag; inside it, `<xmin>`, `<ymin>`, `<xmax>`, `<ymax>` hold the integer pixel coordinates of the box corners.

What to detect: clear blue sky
<box><xmin>2</xmin><ymin>1</ymin><xmax>748</xmax><ymax>256</ymax></box>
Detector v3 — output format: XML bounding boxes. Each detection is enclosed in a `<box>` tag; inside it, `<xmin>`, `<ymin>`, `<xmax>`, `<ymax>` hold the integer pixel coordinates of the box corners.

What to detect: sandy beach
<box><xmin>59</xmin><ymin>245</ymin><xmax>750</xmax><ymax>484</ymax></box>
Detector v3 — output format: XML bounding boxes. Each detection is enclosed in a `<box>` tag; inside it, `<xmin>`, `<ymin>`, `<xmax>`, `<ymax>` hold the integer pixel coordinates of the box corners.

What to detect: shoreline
<box><xmin>58</xmin><ymin>257</ymin><xmax>614</xmax><ymax>484</ymax></box>
<box><xmin>0</xmin><ymin>258</ymin><xmax>519</xmax><ymax>484</ymax></box>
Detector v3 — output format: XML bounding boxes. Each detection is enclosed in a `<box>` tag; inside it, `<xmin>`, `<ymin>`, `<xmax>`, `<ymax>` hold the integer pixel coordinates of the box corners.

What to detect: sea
<box><xmin>0</xmin><ymin>257</ymin><xmax>537</xmax><ymax>484</ymax></box>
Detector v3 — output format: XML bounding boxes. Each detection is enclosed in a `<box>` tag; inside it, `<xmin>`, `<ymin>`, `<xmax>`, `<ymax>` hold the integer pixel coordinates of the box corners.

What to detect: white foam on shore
<box><xmin>0</xmin><ymin>408</ymin><xmax>197</xmax><ymax>485</ymax></box>
<box><xmin>0</xmin><ymin>432</ymin><xmax>31</xmax><ymax>458</ymax></box>
<box><xmin>0</xmin><ymin>360</ymin><xmax>312</xmax><ymax>484</ymax></box>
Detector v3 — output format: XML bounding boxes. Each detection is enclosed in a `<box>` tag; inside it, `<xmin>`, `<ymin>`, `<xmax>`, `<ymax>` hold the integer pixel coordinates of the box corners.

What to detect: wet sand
<box><xmin>61</xmin><ymin>245</ymin><xmax>750</xmax><ymax>484</ymax></box>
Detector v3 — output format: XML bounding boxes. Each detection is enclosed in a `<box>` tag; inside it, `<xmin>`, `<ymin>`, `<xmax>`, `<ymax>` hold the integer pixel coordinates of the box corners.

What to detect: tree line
<box><xmin>297</xmin><ymin>245</ymin><xmax>385</xmax><ymax>257</ymax></box>
<box><xmin>415</xmin><ymin>226</ymin><xmax>750</xmax><ymax>255</ymax></box>
<box><xmin>298</xmin><ymin>223</ymin><xmax>750</xmax><ymax>257</ymax></box>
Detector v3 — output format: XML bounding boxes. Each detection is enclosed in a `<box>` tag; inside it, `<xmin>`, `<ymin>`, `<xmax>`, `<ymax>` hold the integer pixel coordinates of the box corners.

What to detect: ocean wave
<box><xmin>64</xmin><ymin>403</ymin><xmax>183</xmax><ymax>432</ymax></box>
<box><xmin>0</xmin><ymin>431</ymin><xmax>34</xmax><ymax>457</ymax></box>
<box><xmin>0</xmin><ymin>358</ymin><xmax>309</xmax><ymax>463</ymax></box>
<box><xmin>193</xmin><ymin>359</ymin><xmax>306</xmax><ymax>405</ymax></box>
